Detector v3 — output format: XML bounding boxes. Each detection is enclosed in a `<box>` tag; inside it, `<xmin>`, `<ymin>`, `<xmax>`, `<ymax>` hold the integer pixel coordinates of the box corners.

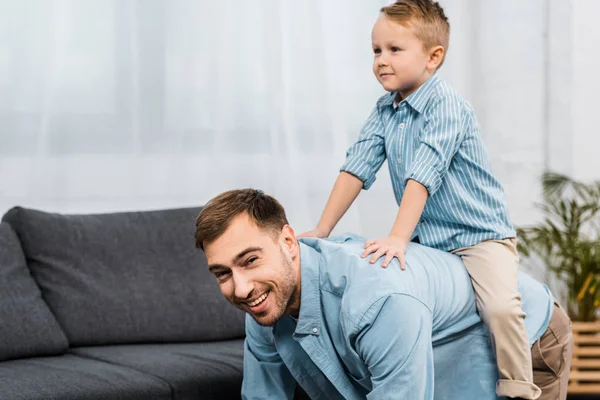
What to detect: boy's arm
<box><xmin>340</xmin><ymin>104</ymin><xmax>387</xmax><ymax>191</ymax></box>
<box><xmin>363</xmin><ymin>179</ymin><xmax>427</xmax><ymax>268</ymax></box>
<box><xmin>390</xmin><ymin>179</ymin><xmax>428</xmax><ymax>242</ymax></box>
<box><xmin>363</xmin><ymin>94</ymin><xmax>465</xmax><ymax>267</ymax></box>
<box><xmin>242</xmin><ymin>316</ymin><xmax>296</xmax><ymax>400</ymax></box>
<box><xmin>300</xmin><ymin>172</ymin><xmax>363</xmax><ymax>238</ymax></box>
<box><xmin>406</xmin><ymin>94</ymin><xmax>465</xmax><ymax>196</ymax></box>
<box><xmin>355</xmin><ymin>295</ymin><xmax>434</xmax><ymax>400</ymax></box>
<box><xmin>300</xmin><ymin>104</ymin><xmax>387</xmax><ymax>238</ymax></box>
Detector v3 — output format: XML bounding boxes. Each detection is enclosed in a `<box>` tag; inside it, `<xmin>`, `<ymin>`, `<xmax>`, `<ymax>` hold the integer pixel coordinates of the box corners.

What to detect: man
<box><xmin>195</xmin><ymin>189</ymin><xmax>572</xmax><ymax>400</ymax></box>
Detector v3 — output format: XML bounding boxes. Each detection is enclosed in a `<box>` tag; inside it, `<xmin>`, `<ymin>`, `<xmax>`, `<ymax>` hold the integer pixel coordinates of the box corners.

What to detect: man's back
<box><xmin>315</xmin><ymin>235</ymin><xmax>552</xmax><ymax>345</ymax></box>
<box><xmin>243</xmin><ymin>235</ymin><xmax>553</xmax><ymax>399</ymax></box>
<box><xmin>318</xmin><ymin>234</ymin><xmax>479</xmax><ymax>341</ymax></box>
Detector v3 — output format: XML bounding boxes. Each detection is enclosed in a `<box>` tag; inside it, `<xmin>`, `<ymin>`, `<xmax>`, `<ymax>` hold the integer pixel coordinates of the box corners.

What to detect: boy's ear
<box><xmin>427</xmin><ymin>46</ymin><xmax>445</xmax><ymax>70</ymax></box>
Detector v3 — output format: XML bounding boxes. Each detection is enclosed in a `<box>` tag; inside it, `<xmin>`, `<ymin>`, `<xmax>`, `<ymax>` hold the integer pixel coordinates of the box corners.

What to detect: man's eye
<box><xmin>246</xmin><ymin>257</ymin><xmax>257</xmax><ymax>266</ymax></box>
<box><xmin>215</xmin><ymin>271</ymin><xmax>230</xmax><ymax>279</ymax></box>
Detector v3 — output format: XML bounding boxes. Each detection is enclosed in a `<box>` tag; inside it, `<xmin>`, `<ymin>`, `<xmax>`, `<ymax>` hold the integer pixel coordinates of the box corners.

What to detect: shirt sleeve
<box><xmin>406</xmin><ymin>94</ymin><xmax>464</xmax><ymax>196</ymax></box>
<box><xmin>355</xmin><ymin>294</ymin><xmax>434</xmax><ymax>400</ymax></box>
<box><xmin>340</xmin><ymin>104</ymin><xmax>387</xmax><ymax>190</ymax></box>
<box><xmin>242</xmin><ymin>315</ymin><xmax>296</xmax><ymax>400</ymax></box>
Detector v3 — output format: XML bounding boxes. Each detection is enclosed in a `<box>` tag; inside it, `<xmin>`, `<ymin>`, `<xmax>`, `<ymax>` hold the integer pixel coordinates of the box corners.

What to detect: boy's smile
<box><xmin>371</xmin><ymin>14</ymin><xmax>437</xmax><ymax>99</ymax></box>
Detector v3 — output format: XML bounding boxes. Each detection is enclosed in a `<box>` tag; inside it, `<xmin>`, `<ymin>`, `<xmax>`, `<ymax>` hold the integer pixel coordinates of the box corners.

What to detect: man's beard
<box><xmin>252</xmin><ymin>249</ymin><xmax>298</xmax><ymax>327</ymax></box>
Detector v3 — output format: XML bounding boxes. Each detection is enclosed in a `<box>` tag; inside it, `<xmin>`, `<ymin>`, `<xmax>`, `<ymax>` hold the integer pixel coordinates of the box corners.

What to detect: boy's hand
<box><xmin>297</xmin><ymin>228</ymin><xmax>328</xmax><ymax>239</ymax></box>
<box><xmin>362</xmin><ymin>236</ymin><xmax>408</xmax><ymax>270</ymax></box>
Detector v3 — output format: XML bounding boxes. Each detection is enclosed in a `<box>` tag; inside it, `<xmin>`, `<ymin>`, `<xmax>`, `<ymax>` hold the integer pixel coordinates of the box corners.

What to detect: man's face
<box><xmin>204</xmin><ymin>213</ymin><xmax>300</xmax><ymax>326</ymax></box>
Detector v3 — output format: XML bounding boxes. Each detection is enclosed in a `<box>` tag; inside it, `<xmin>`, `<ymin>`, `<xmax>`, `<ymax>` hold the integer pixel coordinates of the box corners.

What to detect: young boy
<box><xmin>299</xmin><ymin>1</ymin><xmax>542</xmax><ymax>399</ymax></box>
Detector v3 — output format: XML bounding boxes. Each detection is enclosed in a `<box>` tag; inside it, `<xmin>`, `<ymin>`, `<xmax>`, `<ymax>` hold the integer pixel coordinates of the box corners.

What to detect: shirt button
<box><xmin>399</xmin><ymin>123</ymin><xmax>405</xmax><ymax>129</ymax></box>
<box><xmin>312</xmin><ymin>327</ymin><xmax>318</xmax><ymax>334</ymax></box>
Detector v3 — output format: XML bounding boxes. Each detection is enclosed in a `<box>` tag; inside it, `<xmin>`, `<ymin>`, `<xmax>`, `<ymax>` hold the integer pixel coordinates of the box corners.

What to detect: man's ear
<box><xmin>427</xmin><ymin>45</ymin><xmax>445</xmax><ymax>70</ymax></box>
<box><xmin>281</xmin><ymin>225</ymin><xmax>298</xmax><ymax>254</ymax></box>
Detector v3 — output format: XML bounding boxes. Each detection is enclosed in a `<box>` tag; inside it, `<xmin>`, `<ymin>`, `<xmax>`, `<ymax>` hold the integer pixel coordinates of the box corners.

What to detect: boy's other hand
<box><xmin>362</xmin><ymin>236</ymin><xmax>407</xmax><ymax>270</ymax></box>
<box><xmin>297</xmin><ymin>228</ymin><xmax>328</xmax><ymax>239</ymax></box>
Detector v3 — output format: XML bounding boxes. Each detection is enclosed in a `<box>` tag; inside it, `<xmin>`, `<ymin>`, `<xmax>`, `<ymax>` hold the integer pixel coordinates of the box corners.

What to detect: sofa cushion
<box><xmin>0</xmin><ymin>222</ymin><xmax>69</xmax><ymax>361</ymax></box>
<box><xmin>0</xmin><ymin>354</ymin><xmax>171</xmax><ymax>400</ymax></box>
<box><xmin>3</xmin><ymin>207</ymin><xmax>246</xmax><ymax>346</ymax></box>
<box><xmin>71</xmin><ymin>340</ymin><xmax>244</xmax><ymax>400</ymax></box>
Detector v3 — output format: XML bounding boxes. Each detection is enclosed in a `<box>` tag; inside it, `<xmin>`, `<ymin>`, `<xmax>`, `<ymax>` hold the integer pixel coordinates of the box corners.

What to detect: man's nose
<box><xmin>232</xmin><ymin>270</ymin><xmax>254</xmax><ymax>300</ymax></box>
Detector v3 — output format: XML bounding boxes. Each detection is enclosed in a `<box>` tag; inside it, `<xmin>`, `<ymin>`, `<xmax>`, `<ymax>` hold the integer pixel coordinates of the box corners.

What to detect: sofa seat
<box><xmin>70</xmin><ymin>339</ymin><xmax>245</xmax><ymax>400</ymax></box>
<box><xmin>0</xmin><ymin>354</ymin><xmax>172</xmax><ymax>400</ymax></box>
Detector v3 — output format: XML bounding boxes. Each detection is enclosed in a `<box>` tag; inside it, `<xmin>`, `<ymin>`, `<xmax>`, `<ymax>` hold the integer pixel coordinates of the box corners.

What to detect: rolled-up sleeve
<box><xmin>340</xmin><ymin>105</ymin><xmax>387</xmax><ymax>190</ymax></box>
<box><xmin>355</xmin><ymin>295</ymin><xmax>434</xmax><ymax>400</ymax></box>
<box><xmin>406</xmin><ymin>95</ymin><xmax>464</xmax><ymax>196</ymax></box>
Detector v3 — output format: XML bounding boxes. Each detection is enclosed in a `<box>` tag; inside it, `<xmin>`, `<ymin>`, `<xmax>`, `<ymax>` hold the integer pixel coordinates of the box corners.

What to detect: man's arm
<box><xmin>242</xmin><ymin>316</ymin><xmax>296</xmax><ymax>400</ymax></box>
<box><xmin>354</xmin><ymin>294</ymin><xmax>434</xmax><ymax>399</ymax></box>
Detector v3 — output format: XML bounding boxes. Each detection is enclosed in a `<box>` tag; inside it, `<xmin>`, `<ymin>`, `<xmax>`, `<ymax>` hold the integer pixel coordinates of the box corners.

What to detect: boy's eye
<box><xmin>391</xmin><ymin>47</ymin><xmax>401</xmax><ymax>52</ymax></box>
<box><xmin>373</xmin><ymin>48</ymin><xmax>381</xmax><ymax>54</ymax></box>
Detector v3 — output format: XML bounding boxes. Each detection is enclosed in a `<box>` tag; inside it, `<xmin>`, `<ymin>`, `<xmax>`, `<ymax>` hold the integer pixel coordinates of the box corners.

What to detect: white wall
<box><xmin>572</xmin><ymin>0</ymin><xmax>600</xmax><ymax>182</ymax></box>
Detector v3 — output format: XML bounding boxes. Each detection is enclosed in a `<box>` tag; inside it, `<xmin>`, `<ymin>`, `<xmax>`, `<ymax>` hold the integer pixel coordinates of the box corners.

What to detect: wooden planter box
<box><xmin>569</xmin><ymin>322</ymin><xmax>600</xmax><ymax>394</ymax></box>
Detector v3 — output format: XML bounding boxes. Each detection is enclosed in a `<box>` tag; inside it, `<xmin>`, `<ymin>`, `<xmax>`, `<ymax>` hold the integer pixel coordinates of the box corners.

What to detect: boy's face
<box><xmin>372</xmin><ymin>14</ymin><xmax>433</xmax><ymax>99</ymax></box>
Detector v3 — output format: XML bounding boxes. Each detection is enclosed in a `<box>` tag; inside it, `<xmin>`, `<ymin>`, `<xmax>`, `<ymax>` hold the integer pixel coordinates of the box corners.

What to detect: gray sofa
<box><xmin>0</xmin><ymin>206</ymin><xmax>247</xmax><ymax>400</ymax></box>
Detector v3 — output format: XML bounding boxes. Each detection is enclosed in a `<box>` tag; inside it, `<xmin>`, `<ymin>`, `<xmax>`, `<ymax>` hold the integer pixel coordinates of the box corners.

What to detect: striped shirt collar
<box><xmin>382</xmin><ymin>73</ymin><xmax>440</xmax><ymax>114</ymax></box>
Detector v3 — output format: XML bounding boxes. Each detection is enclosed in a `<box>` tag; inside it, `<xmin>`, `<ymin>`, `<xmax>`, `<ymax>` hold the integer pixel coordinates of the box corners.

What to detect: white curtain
<box><xmin>0</xmin><ymin>0</ymin><xmax>575</xmax><ymax>253</ymax></box>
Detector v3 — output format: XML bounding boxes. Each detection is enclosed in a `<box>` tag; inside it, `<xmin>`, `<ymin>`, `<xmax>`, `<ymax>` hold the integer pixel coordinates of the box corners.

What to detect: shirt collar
<box><xmin>388</xmin><ymin>73</ymin><xmax>440</xmax><ymax>114</ymax></box>
<box><xmin>293</xmin><ymin>241</ymin><xmax>323</xmax><ymax>336</ymax></box>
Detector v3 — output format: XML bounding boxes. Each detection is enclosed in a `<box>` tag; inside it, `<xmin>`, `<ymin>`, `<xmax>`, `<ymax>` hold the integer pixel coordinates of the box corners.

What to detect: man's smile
<box><xmin>241</xmin><ymin>290</ymin><xmax>271</xmax><ymax>313</ymax></box>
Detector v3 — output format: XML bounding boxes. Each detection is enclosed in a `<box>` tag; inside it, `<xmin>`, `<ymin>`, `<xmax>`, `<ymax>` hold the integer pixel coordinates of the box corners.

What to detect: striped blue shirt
<box><xmin>341</xmin><ymin>74</ymin><xmax>515</xmax><ymax>251</ymax></box>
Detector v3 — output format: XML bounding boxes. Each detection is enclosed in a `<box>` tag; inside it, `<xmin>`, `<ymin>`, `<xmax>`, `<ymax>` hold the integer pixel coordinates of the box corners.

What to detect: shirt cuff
<box><xmin>406</xmin><ymin>160</ymin><xmax>442</xmax><ymax>196</ymax></box>
<box><xmin>340</xmin><ymin>156</ymin><xmax>377</xmax><ymax>190</ymax></box>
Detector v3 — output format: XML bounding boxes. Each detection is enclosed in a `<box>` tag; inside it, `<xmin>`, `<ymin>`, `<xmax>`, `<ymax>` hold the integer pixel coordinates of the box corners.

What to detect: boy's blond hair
<box><xmin>381</xmin><ymin>0</ymin><xmax>450</xmax><ymax>68</ymax></box>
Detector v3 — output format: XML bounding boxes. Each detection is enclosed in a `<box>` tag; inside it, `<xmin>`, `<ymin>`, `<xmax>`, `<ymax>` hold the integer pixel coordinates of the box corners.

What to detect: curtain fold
<box><xmin>0</xmin><ymin>0</ymin><xmax>572</xmax><ymax>242</ymax></box>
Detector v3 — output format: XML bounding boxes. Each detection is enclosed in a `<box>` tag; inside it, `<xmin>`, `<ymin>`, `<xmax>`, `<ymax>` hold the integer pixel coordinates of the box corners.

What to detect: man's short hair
<box><xmin>380</xmin><ymin>0</ymin><xmax>450</xmax><ymax>68</ymax></box>
<box><xmin>195</xmin><ymin>189</ymin><xmax>289</xmax><ymax>250</ymax></box>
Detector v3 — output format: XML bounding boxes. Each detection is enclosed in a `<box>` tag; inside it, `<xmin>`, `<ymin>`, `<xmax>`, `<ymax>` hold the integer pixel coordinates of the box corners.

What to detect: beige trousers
<box><xmin>452</xmin><ymin>238</ymin><xmax>541</xmax><ymax>399</ymax></box>
<box><xmin>531</xmin><ymin>301</ymin><xmax>573</xmax><ymax>400</ymax></box>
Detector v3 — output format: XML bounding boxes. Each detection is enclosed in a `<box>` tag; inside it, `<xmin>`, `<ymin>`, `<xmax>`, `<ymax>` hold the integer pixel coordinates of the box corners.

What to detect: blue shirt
<box><xmin>341</xmin><ymin>75</ymin><xmax>515</xmax><ymax>251</ymax></box>
<box><xmin>242</xmin><ymin>235</ymin><xmax>553</xmax><ymax>400</ymax></box>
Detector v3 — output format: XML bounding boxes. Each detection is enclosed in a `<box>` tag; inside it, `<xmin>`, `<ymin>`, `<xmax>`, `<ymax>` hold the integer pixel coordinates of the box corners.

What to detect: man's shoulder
<box><xmin>299</xmin><ymin>235</ymin><xmax>425</xmax><ymax>324</ymax></box>
<box><xmin>299</xmin><ymin>234</ymin><xmax>380</xmax><ymax>273</ymax></box>
<box><xmin>298</xmin><ymin>233</ymin><xmax>364</xmax><ymax>258</ymax></box>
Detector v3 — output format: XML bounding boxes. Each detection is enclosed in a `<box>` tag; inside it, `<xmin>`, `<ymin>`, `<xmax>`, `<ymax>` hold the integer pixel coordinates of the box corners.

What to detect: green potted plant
<box><xmin>517</xmin><ymin>172</ymin><xmax>600</xmax><ymax>322</ymax></box>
